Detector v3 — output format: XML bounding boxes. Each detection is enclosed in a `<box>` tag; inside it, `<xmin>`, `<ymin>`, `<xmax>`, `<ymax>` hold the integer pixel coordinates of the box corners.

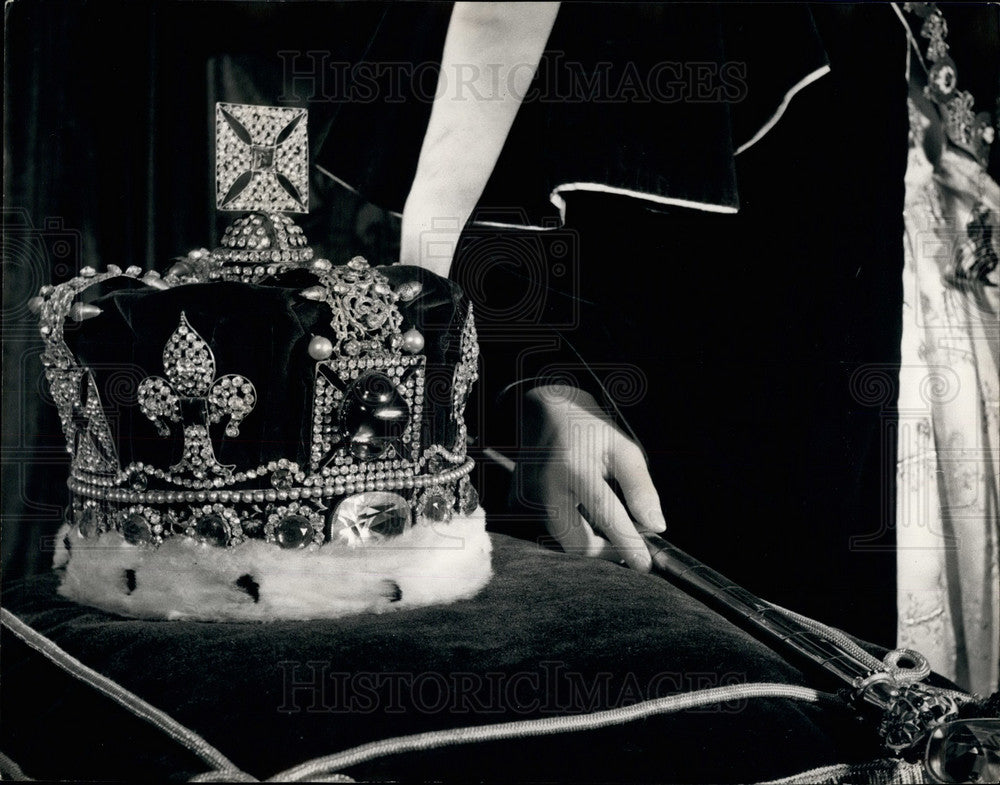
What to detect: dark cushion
<box><xmin>2</xmin><ymin>533</ymin><xmax>891</xmax><ymax>783</ymax></box>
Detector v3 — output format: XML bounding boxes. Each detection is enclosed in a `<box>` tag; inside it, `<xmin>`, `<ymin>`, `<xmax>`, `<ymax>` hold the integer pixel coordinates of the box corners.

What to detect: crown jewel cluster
<box><xmin>34</xmin><ymin>258</ymin><xmax>479</xmax><ymax>553</ymax></box>
<box><xmin>32</xmin><ymin>102</ymin><xmax>480</xmax><ymax>553</ymax></box>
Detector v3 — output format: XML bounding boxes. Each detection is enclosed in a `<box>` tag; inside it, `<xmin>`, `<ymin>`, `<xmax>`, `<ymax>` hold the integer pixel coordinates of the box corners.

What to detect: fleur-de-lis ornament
<box><xmin>138</xmin><ymin>313</ymin><xmax>256</xmax><ymax>479</ymax></box>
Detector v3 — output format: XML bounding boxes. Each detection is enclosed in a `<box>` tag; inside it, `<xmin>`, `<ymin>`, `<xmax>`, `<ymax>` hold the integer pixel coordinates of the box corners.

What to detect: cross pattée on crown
<box><xmin>215</xmin><ymin>103</ymin><xmax>309</xmax><ymax>214</ymax></box>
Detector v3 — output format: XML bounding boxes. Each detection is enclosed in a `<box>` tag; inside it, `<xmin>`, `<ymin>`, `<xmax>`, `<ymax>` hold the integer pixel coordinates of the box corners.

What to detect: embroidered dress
<box><xmin>896</xmin><ymin>9</ymin><xmax>999</xmax><ymax>695</ymax></box>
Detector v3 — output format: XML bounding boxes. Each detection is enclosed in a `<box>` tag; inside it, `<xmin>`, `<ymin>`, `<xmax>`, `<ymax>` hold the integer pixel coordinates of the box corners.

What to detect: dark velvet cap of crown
<box><xmin>61</xmin><ymin>264</ymin><xmax>471</xmax><ymax>475</ymax></box>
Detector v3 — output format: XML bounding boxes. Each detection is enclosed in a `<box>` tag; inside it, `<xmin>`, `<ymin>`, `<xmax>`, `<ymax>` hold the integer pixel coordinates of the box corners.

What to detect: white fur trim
<box><xmin>55</xmin><ymin>509</ymin><xmax>492</xmax><ymax>621</ymax></box>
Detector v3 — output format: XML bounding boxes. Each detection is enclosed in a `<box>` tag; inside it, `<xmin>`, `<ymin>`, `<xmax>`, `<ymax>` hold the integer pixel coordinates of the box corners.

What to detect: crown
<box><xmin>32</xmin><ymin>104</ymin><xmax>491</xmax><ymax>620</ymax></box>
<box><xmin>905</xmin><ymin>3</ymin><xmax>996</xmax><ymax>166</ymax></box>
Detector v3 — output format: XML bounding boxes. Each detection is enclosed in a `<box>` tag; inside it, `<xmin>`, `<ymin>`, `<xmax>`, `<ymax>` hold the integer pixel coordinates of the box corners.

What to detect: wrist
<box><xmin>399</xmin><ymin>205</ymin><xmax>469</xmax><ymax>274</ymax></box>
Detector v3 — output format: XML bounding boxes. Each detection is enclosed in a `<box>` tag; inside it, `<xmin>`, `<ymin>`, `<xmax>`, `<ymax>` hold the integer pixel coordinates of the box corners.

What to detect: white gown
<box><xmin>897</xmin><ymin>91</ymin><xmax>1000</xmax><ymax>696</ymax></box>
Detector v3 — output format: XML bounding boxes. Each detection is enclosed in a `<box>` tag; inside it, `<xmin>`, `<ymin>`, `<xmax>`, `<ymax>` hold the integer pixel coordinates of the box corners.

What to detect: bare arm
<box><xmin>400</xmin><ymin>2</ymin><xmax>560</xmax><ymax>275</ymax></box>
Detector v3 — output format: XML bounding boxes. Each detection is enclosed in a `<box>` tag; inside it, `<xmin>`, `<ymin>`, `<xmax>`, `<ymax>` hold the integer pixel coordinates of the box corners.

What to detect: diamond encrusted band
<box><xmin>68</xmin><ymin>459</ymin><xmax>474</xmax><ymax>506</ymax></box>
<box><xmin>67</xmin><ymin>460</ymin><xmax>478</xmax><ymax>550</ymax></box>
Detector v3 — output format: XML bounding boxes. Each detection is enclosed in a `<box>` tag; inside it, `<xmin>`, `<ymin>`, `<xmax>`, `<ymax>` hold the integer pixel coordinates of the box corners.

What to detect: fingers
<box><xmin>541</xmin><ymin>467</ymin><xmax>617</xmax><ymax>562</ymax></box>
<box><xmin>609</xmin><ymin>440</ymin><xmax>667</xmax><ymax>533</ymax></box>
<box><xmin>575</xmin><ymin>472</ymin><xmax>653</xmax><ymax>573</ymax></box>
<box><xmin>556</xmin><ymin>508</ymin><xmax>619</xmax><ymax>563</ymax></box>
<box><xmin>521</xmin><ymin>394</ymin><xmax>663</xmax><ymax>572</ymax></box>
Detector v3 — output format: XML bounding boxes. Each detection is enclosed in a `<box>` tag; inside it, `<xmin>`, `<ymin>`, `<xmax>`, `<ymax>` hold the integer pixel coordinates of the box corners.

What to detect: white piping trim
<box><xmin>313</xmin><ymin>165</ymin><xmax>739</xmax><ymax>233</ymax></box>
<box><xmin>549</xmin><ymin>182</ymin><xmax>738</xmax><ymax>220</ymax></box>
<box><xmin>319</xmin><ymin>63</ymin><xmax>835</xmax><ymax>232</ymax></box>
<box><xmin>470</xmin><ymin>185</ymin><xmax>740</xmax><ymax>230</ymax></box>
<box><xmin>266</xmin><ymin>682</ymin><xmax>842</xmax><ymax>782</ymax></box>
<box><xmin>0</xmin><ymin>608</ymin><xmax>246</xmax><ymax>778</ymax></box>
<box><xmin>473</xmin><ymin>183</ymin><xmax>740</xmax><ymax>231</ymax></box>
<box><xmin>735</xmin><ymin>64</ymin><xmax>831</xmax><ymax>156</ymax></box>
<box><xmin>471</xmin><ymin>219</ymin><xmax>556</xmax><ymax>231</ymax></box>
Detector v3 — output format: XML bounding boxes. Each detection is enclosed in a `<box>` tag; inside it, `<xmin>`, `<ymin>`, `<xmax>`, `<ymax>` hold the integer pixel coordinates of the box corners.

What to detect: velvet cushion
<box><xmin>2</xmin><ymin>532</ymin><xmax>895</xmax><ymax>783</ymax></box>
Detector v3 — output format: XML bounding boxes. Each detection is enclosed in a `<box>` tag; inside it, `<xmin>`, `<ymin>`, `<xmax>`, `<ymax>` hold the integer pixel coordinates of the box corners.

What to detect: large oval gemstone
<box><xmin>339</xmin><ymin>372</ymin><xmax>410</xmax><ymax>461</ymax></box>
<box><xmin>122</xmin><ymin>513</ymin><xmax>152</xmax><ymax>545</ymax></box>
<box><xmin>195</xmin><ymin>513</ymin><xmax>230</xmax><ymax>547</ymax></box>
<box><xmin>420</xmin><ymin>491</ymin><xmax>453</xmax><ymax>523</ymax></box>
<box><xmin>333</xmin><ymin>492</ymin><xmax>411</xmax><ymax>544</ymax></box>
<box><xmin>275</xmin><ymin>514</ymin><xmax>314</xmax><ymax>549</ymax></box>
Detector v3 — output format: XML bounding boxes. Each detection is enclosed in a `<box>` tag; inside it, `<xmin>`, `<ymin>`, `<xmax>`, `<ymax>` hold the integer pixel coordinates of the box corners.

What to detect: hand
<box><xmin>515</xmin><ymin>384</ymin><xmax>667</xmax><ymax>572</ymax></box>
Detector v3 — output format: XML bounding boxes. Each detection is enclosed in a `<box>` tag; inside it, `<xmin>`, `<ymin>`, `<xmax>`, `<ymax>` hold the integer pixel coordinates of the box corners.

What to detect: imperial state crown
<box><xmin>32</xmin><ymin>103</ymin><xmax>490</xmax><ymax>620</ymax></box>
